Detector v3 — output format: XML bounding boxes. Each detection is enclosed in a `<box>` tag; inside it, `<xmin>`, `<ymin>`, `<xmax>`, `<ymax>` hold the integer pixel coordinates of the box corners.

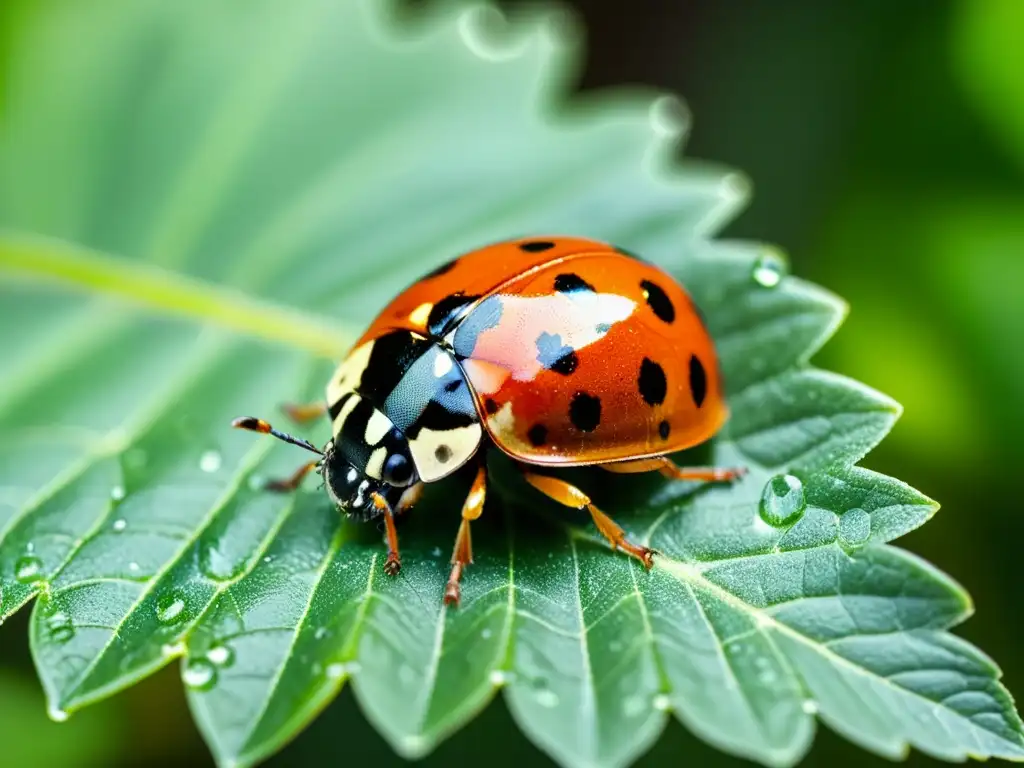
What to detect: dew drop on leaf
<box><xmin>110</xmin><ymin>485</ymin><xmax>126</xmax><ymax>501</ymax></box>
<box><xmin>47</xmin><ymin>705</ymin><xmax>69</xmax><ymax>722</ymax></box>
<box><xmin>839</xmin><ymin>507</ymin><xmax>871</xmax><ymax>551</ymax></box>
<box><xmin>751</xmin><ymin>252</ymin><xmax>787</xmax><ymax>288</ymax></box>
<box><xmin>183</xmin><ymin>658</ymin><xmax>218</xmax><ymax>691</ymax></box>
<box><xmin>200</xmin><ymin>545</ymin><xmax>243</xmax><ymax>582</ymax></box>
<box><xmin>199</xmin><ymin>450</ymin><xmax>222</xmax><ymax>473</ymax></box>
<box><xmin>802</xmin><ymin>699</ymin><xmax>819</xmax><ymax>715</ymax></box>
<box><xmin>45</xmin><ymin>610</ymin><xmax>75</xmax><ymax>644</ymax></box>
<box><xmin>758</xmin><ymin>474</ymin><xmax>806</xmax><ymax>527</ymax></box>
<box><xmin>128</xmin><ymin>561</ymin><xmax>140</xmax><ymax>572</ymax></box>
<box><xmin>653</xmin><ymin>694</ymin><xmax>672</xmax><ymax>711</ymax></box>
<box><xmin>207</xmin><ymin>644</ymin><xmax>234</xmax><ymax>667</ymax></box>
<box><xmin>314</xmin><ymin>627</ymin><xmax>328</xmax><ymax>640</ymax></box>
<box><xmin>14</xmin><ymin>555</ymin><xmax>43</xmax><ymax>584</ymax></box>
<box><xmin>156</xmin><ymin>592</ymin><xmax>187</xmax><ymax>624</ymax></box>
<box><xmin>489</xmin><ymin>670</ymin><xmax>511</xmax><ymax>686</ymax></box>
<box><xmin>112</xmin><ymin>518</ymin><xmax>127</xmax><ymax>532</ymax></box>
<box><xmin>535</xmin><ymin>689</ymin><xmax>559</xmax><ymax>708</ymax></box>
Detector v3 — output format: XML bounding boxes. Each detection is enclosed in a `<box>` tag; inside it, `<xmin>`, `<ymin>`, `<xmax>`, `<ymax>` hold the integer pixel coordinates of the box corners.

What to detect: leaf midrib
<box><xmin>0</xmin><ymin>231</ymin><xmax>353</xmax><ymax>358</ymax></box>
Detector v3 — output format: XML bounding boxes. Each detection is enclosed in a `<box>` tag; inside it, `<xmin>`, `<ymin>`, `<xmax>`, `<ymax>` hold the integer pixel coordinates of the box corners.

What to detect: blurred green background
<box><xmin>1</xmin><ymin>0</ymin><xmax>1022</xmax><ymax>765</ymax></box>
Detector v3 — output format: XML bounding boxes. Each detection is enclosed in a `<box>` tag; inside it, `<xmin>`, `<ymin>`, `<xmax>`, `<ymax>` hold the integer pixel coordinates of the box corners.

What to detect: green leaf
<box><xmin>1</xmin><ymin>1</ymin><xmax>1022</xmax><ymax>767</ymax></box>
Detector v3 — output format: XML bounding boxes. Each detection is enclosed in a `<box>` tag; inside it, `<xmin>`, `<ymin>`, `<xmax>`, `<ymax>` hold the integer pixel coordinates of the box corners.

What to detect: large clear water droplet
<box><xmin>112</xmin><ymin>518</ymin><xmax>127</xmax><ymax>532</ymax></box>
<box><xmin>759</xmin><ymin>474</ymin><xmax>806</xmax><ymax>527</ymax></box>
<box><xmin>206</xmin><ymin>643</ymin><xmax>234</xmax><ymax>668</ymax></box>
<box><xmin>182</xmin><ymin>658</ymin><xmax>217</xmax><ymax>691</ymax></box>
<box><xmin>156</xmin><ymin>592</ymin><xmax>186</xmax><ymax>624</ymax></box>
<box><xmin>45</xmin><ymin>610</ymin><xmax>75</xmax><ymax>644</ymax></box>
<box><xmin>751</xmin><ymin>252</ymin><xmax>787</xmax><ymax>288</ymax></box>
<box><xmin>15</xmin><ymin>555</ymin><xmax>44</xmax><ymax>584</ymax></box>
<box><xmin>199</xmin><ymin>450</ymin><xmax>222</xmax><ymax>473</ymax></box>
<box><xmin>200</xmin><ymin>545</ymin><xmax>243</xmax><ymax>582</ymax></box>
<box><xmin>110</xmin><ymin>485</ymin><xmax>126</xmax><ymax>502</ymax></box>
<box><xmin>839</xmin><ymin>508</ymin><xmax>871</xmax><ymax>551</ymax></box>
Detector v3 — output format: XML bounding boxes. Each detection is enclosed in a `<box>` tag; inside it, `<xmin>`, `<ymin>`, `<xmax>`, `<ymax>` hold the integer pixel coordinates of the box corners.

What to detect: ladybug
<box><xmin>233</xmin><ymin>237</ymin><xmax>744</xmax><ymax>605</ymax></box>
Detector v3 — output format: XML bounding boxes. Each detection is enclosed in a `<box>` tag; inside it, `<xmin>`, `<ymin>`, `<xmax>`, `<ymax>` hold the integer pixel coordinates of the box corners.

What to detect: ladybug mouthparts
<box><xmin>321</xmin><ymin>452</ymin><xmax>403</xmax><ymax>523</ymax></box>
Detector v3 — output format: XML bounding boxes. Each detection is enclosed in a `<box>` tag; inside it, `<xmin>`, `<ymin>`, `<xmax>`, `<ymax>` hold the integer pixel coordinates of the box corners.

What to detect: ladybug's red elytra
<box><xmin>233</xmin><ymin>237</ymin><xmax>744</xmax><ymax>605</ymax></box>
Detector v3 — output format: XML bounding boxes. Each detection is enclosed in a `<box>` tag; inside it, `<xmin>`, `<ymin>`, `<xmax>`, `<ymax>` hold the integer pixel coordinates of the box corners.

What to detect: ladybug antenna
<box><xmin>231</xmin><ymin>416</ymin><xmax>324</xmax><ymax>456</ymax></box>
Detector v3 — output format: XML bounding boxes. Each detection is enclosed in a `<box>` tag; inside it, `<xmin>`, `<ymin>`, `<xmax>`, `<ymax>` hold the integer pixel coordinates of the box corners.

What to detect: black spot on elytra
<box><xmin>689</xmin><ymin>354</ymin><xmax>707</xmax><ymax>408</ymax></box>
<box><xmin>484</xmin><ymin>398</ymin><xmax>499</xmax><ymax>415</ymax></box>
<box><xmin>638</xmin><ymin>358</ymin><xmax>667</xmax><ymax>406</ymax></box>
<box><xmin>422</xmin><ymin>258</ymin><xmax>457</xmax><ymax>279</ymax></box>
<box><xmin>427</xmin><ymin>293</ymin><xmax>479</xmax><ymax>337</ymax></box>
<box><xmin>569</xmin><ymin>392</ymin><xmax>601</xmax><ymax>432</ymax></box>
<box><xmin>554</xmin><ymin>273</ymin><xmax>595</xmax><ymax>294</ymax></box>
<box><xmin>658</xmin><ymin>420</ymin><xmax>671</xmax><ymax>440</ymax></box>
<box><xmin>527</xmin><ymin>423</ymin><xmax>548</xmax><ymax>447</ymax></box>
<box><xmin>535</xmin><ymin>331</ymin><xmax>578</xmax><ymax>375</ymax></box>
<box><xmin>641</xmin><ymin>280</ymin><xmax>675</xmax><ymax>324</ymax></box>
<box><xmin>519</xmin><ymin>240</ymin><xmax>555</xmax><ymax>252</ymax></box>
<box><xmin>434</xmin><ymin>444</ymin><xmax>452</xmax><ymax>463</ymax></box>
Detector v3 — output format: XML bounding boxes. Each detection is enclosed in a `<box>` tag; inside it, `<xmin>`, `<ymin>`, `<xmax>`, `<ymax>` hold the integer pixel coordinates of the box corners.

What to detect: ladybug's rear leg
<box><xmin>603</xmin><ymin>456</ymin><xmax>746</xmax><ymax>483</ymax></box>
<box><xmin>281</xmin><ymin>401</ymin><xmax>328</xmax><ymax>423</ymax></box>
<box><xmin>522</xmin><ymin>470</ymin><xmax>654</xmax><ymax>569</ymax></box>
<box><xmin>444</xmin><ymin>462</ymin><xmax>488</xmax><ymax>607</ymax></box>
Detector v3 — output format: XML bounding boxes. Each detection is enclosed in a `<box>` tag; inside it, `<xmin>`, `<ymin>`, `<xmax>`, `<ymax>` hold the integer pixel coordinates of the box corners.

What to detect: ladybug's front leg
<box><xmin>522</xmin><ymin>469</ymin><xmax>654</xmax><ymax>568</ymax></box>
<box><xmin>444</xmin><ymin>462</ymin><xmax>487</xmax><ymax>607</ymax></box>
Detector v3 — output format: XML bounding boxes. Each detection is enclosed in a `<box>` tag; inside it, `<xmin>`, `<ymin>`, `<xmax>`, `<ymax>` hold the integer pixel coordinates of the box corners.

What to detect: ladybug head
<box><xmin>321</xmin><ymin>440</ymin><xmax>415</xmax><ymax>522</ymax></box>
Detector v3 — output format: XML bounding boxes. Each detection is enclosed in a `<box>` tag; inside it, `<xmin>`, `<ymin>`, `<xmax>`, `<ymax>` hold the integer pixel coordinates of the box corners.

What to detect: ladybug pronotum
<box><xmin>233</xmin><ymin>237</ymin><xmax>744</xmax><ymax>605</ymax></box>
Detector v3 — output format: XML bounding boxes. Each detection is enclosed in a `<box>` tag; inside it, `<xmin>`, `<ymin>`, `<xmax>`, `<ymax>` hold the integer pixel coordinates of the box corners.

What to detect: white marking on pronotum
<box><xmin>364</xmin><ymin>410</ymin><xmax>393</xmax><ymax>445</ymax></box>
<box><xmin>433</xmin><ymin>351</ymin><xmax>454</xmax><ymax>378</ymax></box>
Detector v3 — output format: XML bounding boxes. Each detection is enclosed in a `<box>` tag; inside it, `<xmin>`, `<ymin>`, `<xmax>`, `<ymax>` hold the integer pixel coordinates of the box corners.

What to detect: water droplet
<box><xmin>161</xmin><ymin>642</ymin><xmax>186</xmax><ymax>657</ymax></box>
<box><xmin>110</xmin><ymin>485</ymin><xmax>126</xmax><ymax>501</ymax></box>
<box><xmin>200</xmin><ymin>545</ymin><xmax>242</xmax><ymax>582</ymax></box>
<box><xmin>128</xmin><ymin>561</ymin><xmax>140</xmax><ymax>573</ymax></box>
<box><xmin>653</xmin><ymin>694</ymin><xmax>672</xmax><ymax>711</ymax></box>
<box><xmin>263</xmin><ymin>555</ymin><xmax>273</xmax><ymax>564</ymax></box>
<box><xmin>326</xmin><ymin>663</ymin><xmax>346</xmax><ymax>680</ymax></box>
<box><xmin>156</xmin><ymin>592</ymin><xmax>186</xmax><ymax>624</ymax></box>
<box><xmin>535</xmin><ymin>689</ymin><xmax>559</xmax><ymax>708</ymax></box>
<box><xmin>15</xmin><ymin>555</ymin><xmax>44</xmax><ymax>584</ymax></box>
<box><xmin>481</xmin><ymin>628</ymin><xmax>493</xmax><ymax>640</ymax></box>
<box><xmin>112</xmin><ymin>518</ymin><xmax>127</xmax><ymax>532</ymax></box>
<box><xmin>839</xmin><ymin>507</ymin><xmax>871</xmax><ymax>551</ymax></box>
<box><xmin>802</xmin><ymin>699</ymin><xmax>819</xmax><ymax>715</ymax></box>
<box><xmin>207</xmin><ymin>644</ymin><xmax>234</xmax><ymax>667</ymax></box>
<box><xmin>751</xmin><ymin>252</ymin><xmax>787</xmax><ymax>288</ymax></box>
<box><xmin>314</xmin><ymin>627</ymin><xmax>329</xmax><ymax>640</ymax></box>
<box><xmin>430</xmin><ymin>547</ymin><xmax>442</xmax><ymax>558</ymax></box>
<box><xmin>45</xmin><ymin>610</ymin><xmax>74</xmax><ymax>644</ymax></box>
<box><xmin>199</xmin><ymin>450</ymin><xmax>222</xmax><ymax>473</ymax></box>
<box><xmin>623</xmin><ymin>694</ymin><xmax>647</xmax><ymax>718</ymax></box>
<box><xmin>758</xmin><ymin>474</ymin><xmax>806</xmax><ymax>527</ymax></box>
<box><xmin>182</xmin><ymin>658</ymin><xmax>217</xmax><ymax>691</ymax></box>
<box><xmin>47</xmin><ymin>705</ymin><xmax>69</xmax><ymax>722</ymax></box>
<box><xmin>25</xmin><ymin>541</ymin><xmax>34</xmax><ymax>553</ymax></box>
<box><xmin>489</xmin><ymin>670</ymin><xmax>510</xmax><ymax>686</ymax></box>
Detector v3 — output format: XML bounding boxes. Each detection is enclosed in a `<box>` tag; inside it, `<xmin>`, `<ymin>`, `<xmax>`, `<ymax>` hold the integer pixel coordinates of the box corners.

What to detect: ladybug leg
<box><xmin>394</xmin><ymin>482</ymin><xmax>424</xmax><ymax>517</ymax></box>
<box><xmin>444</xmin><ymin>462</ymin><xmax>487</xmax><ymax>607</ymax></box>
<box><xmin>262</xmin><ymin>460</ymin><xmax>321</xmax><ymax>492</ymax></box>
<box><xmin>372</xmin><ymin>493</ymin><xmax>403</xmax><ymax>577</ymax></box>
<box><xmin>522</xmin><ymin>470</ymin><xmax>654</xmax><ymax>569</ymax></box>
<box><xmin>280</xmin><ymin>401</ymin><xmax>328</xmax><ymax>423</ymax></box>
<box><xmin>603</xmin><ymin>456</ymin><xmax>746</xmax><ymax>483</ymax></box>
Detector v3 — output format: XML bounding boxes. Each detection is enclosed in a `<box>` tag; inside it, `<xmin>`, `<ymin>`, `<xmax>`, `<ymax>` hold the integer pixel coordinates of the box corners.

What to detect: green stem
<box><xmin>0</xmin><ymin>231</ymin><xmax>351</xmax><ymax>359</ymax></box>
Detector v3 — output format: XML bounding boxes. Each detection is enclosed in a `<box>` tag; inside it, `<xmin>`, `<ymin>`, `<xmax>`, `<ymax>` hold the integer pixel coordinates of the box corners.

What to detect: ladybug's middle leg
<box><xmin>602</xmin><ymin>456</ymin><xmax>746</xmax><ymax>483</ymax></box>
<box><xmin>522</xmin><ymin>470</ymin><xmax>654</xmax><ymax>569</ymax></box>
<box><xmin>444</xmin><ymin>462</ymin><xmax>487</xmax><ymax>607</ymax></box>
